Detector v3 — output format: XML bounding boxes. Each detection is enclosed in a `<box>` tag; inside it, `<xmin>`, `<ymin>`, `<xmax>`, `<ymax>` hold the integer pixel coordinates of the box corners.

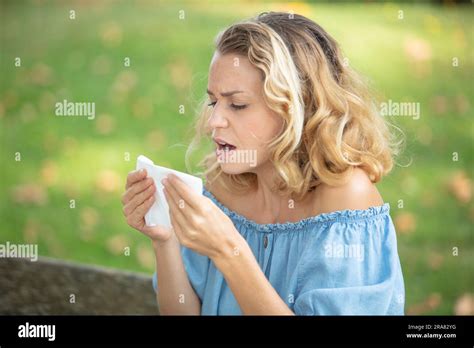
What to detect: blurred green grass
<box><xmin>0</xmin><ymin>0</ymin><xmax>473</xmax><ymax>315</ymax></box>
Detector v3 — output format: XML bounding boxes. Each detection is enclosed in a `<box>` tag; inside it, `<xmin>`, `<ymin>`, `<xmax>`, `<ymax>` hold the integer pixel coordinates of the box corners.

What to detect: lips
<box><xmin>213</xmin><ymin>137</ymin><xmax>237</xmax><ymax>151</ymax></box>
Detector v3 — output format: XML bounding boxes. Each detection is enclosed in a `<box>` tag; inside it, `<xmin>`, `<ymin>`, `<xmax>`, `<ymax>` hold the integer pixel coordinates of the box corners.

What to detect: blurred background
<box><xmin>0</xmin><ymin>0</ymin><xmax>472</xmax><ymax>315</ymax></box>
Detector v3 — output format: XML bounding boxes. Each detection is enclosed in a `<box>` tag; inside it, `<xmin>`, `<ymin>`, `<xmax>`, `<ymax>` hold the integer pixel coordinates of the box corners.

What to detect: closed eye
<box><xmin>207</xmin><ymin>101</ymin><xmax>247</xmax><ymax>111</ymax></box>
<box><xmin>231</xmin><ymin>104</ymin><xmax>247</xmax><ymax>110</ymax></box>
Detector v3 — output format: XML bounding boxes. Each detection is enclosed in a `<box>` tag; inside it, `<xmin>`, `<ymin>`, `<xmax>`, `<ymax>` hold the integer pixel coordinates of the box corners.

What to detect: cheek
<box><xmin>240</xmin><ymin>110</ymin><xmax>283</xmax><ymax>150</ymax></box>
<box><xmin>229</xmin><ymin>110</ymin><xmax>281</xmax><ymax>169</ymax></box>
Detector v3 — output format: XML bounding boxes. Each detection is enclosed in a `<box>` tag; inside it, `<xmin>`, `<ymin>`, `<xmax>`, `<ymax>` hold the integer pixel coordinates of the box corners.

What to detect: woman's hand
<box><xmin>162</xmin><ymin>174</ymin><xmax>243</xmax><ymax>260</ymax></box>
<box><xmin>122</xmin><ymin>169</ymin><xmax>174</xmax><ymax>244</ymax></box>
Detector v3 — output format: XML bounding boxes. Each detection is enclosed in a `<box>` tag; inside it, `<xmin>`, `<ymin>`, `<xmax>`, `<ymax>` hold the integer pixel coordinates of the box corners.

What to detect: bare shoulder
<box><xmin>315</xmin><ymin>168</ymin><xmax>384</xmax><ymax>214</ymax></box>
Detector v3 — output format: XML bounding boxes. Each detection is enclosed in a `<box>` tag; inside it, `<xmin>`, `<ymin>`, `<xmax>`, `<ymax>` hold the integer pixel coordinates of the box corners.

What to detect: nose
<box><xmin>207</xmin><ymin>106</ymin><xmax>229</xmax><ymax>129</ymax></box>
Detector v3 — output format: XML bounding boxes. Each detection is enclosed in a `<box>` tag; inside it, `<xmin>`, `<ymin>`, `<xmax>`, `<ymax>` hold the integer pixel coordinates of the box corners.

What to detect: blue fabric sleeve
<box><xmin>294</xmin><ymin>212</ymin><xmax>405</xmax><ymax>315</ymax></box>
<box><xmin>152</xmin><ymin>245</ymin><xmax>211</xmax><ymax>302</ymax></box>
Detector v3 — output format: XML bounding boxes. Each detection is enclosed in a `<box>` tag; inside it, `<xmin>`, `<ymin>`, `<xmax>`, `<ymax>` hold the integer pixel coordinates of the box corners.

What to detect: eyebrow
<box><xmin>206</xmin><ymin>89</ymin><xmax>244</xmax><ymax>97</ymax></box>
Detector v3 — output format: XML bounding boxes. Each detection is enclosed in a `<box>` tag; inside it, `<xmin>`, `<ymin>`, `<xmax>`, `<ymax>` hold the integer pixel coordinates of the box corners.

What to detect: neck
<box><xmin>252</xmin><ymin>162</ymin><xmax>288</xmax><ymax>223</ymax></box>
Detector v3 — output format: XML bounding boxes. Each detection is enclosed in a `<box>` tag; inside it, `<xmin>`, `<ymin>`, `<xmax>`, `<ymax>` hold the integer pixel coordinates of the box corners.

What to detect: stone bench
<box><xmin>0</xmin><ymin>256</ymin><xmax>158</xmax><ymax>315</ymax></box>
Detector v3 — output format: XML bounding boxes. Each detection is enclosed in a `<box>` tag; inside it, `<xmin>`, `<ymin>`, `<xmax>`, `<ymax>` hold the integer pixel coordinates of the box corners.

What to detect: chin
<box><xmin>215</xmin><ymin>147</ymin><xmax>260</xmax><ymax>174</ymax></box>
<box><xmin>219</xmin><ymin>163</ymin><xmax>251</xmax><ymax>175</ymax></box>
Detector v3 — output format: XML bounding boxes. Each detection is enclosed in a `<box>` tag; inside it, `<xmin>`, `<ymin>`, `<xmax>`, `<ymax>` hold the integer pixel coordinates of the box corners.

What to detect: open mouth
<box><xmin>217</xmin><ymin>143</ymin><xmax>236</xmax><ymax>151</ymax></box>
<box><xmin>214</xmin><ymin>138</ymin><xmax>237</xmax><ymax>152</ymax></box>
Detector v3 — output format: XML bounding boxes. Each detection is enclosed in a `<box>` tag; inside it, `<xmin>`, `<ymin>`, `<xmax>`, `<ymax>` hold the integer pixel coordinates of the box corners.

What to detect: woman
<box><xmin>121</xmin><ymin>12</ymin><xmax>405</xmax><ymax>315</ymax></box>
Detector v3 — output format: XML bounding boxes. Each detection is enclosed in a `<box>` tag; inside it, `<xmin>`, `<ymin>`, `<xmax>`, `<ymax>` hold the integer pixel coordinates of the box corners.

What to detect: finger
<box><xmin>126</xmin><ymin>168</ymin><xmax>147</xmax><ymax>189</ymax></box>
<box><xmin>122</xmin><ymin>177</ymin><xmax>153</xmax><ymax>205</ymax></box>
<box><xmin>163</xmin><ymin>174</ymin><xmax>199</xmax><ymax>210</ymax></box>
<box><xmin>123</xmin><ymin>183</ymin><xmax>156</xmax><ymax>216</ymax></box>
<box><xmin>167</xmin><ymin>195</ymin><xmax>191</xmax><ymax>248</ymax></box>
<box><xmin>164</xmin><ymin>187</ymin><xmax>189</xmax><ymax>230</ymax></box>
<box><xmin>129</xmin><ymin>194</ymin><xmax>155</xmax><ymax>226</ymax></box>
<box><xmin>169</xmin><ymin>205</ymin><xmax>184</xmax><ymax>242</ymax></box>
<box><xmin>164</xmin><ymin>184</ymin><xmax>189</xmax><ymax>218</ymax></box>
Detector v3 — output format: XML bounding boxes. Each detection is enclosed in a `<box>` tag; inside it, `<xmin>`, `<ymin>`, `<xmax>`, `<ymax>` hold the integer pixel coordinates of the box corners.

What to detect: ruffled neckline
<box><xmin>203</xmin><ymin>187</ymin><xmax>390</xmax><ymax>233</ymax></box>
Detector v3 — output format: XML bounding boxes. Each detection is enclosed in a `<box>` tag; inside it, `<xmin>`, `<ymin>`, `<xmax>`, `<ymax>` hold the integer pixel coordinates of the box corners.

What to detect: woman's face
<box><xmin>207</xmin><ymin>52</ymin><xmax>283</xmax><ymax>175</ymax></box>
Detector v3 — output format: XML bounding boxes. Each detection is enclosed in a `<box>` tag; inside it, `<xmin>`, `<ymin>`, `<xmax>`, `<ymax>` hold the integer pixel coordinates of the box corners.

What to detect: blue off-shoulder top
<box><xmin>153</xmin><ymin>187</ymin><xmax>405</xmax><ymax>315</ymax></box>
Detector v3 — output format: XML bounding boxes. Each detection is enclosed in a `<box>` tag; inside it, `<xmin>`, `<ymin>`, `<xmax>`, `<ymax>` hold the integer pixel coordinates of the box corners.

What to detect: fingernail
<box><xmin>161</xmin><ymin>178</ymin><xmax>168</xmax><ymax>185</ymax></box>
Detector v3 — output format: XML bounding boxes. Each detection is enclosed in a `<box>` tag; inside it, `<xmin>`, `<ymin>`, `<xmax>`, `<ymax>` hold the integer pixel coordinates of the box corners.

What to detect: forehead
<box><xmin>208</xmin><ymin>52</ymin><xmax>262</xmax><ymax>94</ymax></box>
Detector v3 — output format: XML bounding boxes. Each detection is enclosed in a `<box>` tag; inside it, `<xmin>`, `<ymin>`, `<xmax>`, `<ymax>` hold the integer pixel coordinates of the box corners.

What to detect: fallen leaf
<box><xmin>394</xmin><ymin>212</ymin><xmax>416</xmax><ymax>234</ymax></box>
<box><xmin>454</xmin><ymin>293</ymin><xmax>474</xmax><ymax>315</ymax></box>
<box><xmin>404</xmin><ymin>37</ymin><xmax>432</xmax><ymax>62</ymax></box>
<box><xmin>23</xmin><ymin>218</ymin><xmax>40</xmax><ymax>243</ymax></box>
<box><xmin>42</xmin><ymin>225</ymin><xmax>65</xmax><ymax>257</ymax></box>
<box><xmin>132</xmin><ymin>97</ymin><xmax>154</xmax><ymax>119</ymax></box>
<box><xmin>30</xmin><ymin>63</ymin><xmax>53</xmax><ymax>86</ymax></box>
<box><xmin>112</xmin><ymin>70</ymin><xmax>138</xmax><ymax>94</ymax></box>
<box><xmin>430</xmin><ymin>95</ymin><xmax>448</xmax><ymax>115</ymax></box>
<box><xmin>420</xmin><ymin>190</ymin><xmax>436</xmax><ymax>207</ymax></box>
<box><xmin>106</xmin><ymin>234</ymin><xmax>130</xmax><ymax>255</ymax></box>
<box><xmin>100</xmin><ymin>21</ymin><xmax>122</xmax><ymax>47</ymax></box>
<box><xmin>11</xmin><ymin>184</ymin><xmax>48</xmax><ymax>206</ymax></box>
<box><xmin>403</xmin><ymin>37</ymin><xmax>432</xmax><ymax>78</ymax></box>
<box><xmin>427</xmin><ymin>251</ymin><xmax>444</xmax><ymax>270</ymax></box>
<box><xmin>137</xmin><ymin>243</ymin><xmax>155</xmax><ymax>270</ymax></box>
<box><xmin>401</xmin><ymin>175</ymin><xmax>419</xmax><ymax>196</ymax></box>
<box><xmin>63</xmin><ymin>183</ymin><xmax>79</xmax><ymax>199</ymax></box>
<box><xmin>453</xmin><ymin>28</ymin><xmax>467</xmax><ymax>49</ymax></box>
<box><xmin>146</xmin><ymin>129</ymin><xmax>166</xmax><ymax>150</ymax></box>
<box><xmin>95</xmin><ymin>113</ymin><xmax>116</xmax><ymax>135</ymax></box>
<box><xmin>91</xmin><ymin>55</ymin><xmax>111</xmax><ymax>75</ymax></box>
<box><xmin>3</xmin><ymin>89</ymin><xmax>18</xmax><ymax>109</ymax></box>
<box><xmin>407</xmin><ymin>293</ymin><xmax>441</xmax><ymax>315</ymax></box>
<box><xmin>167</xmin><ymin>59</ymin><xmax>192</xmax><ymax>91</ymax></box>
<box><xmin>447</xmin><ymin>171</ymin><xmax>472</xmax><ymax>204</ymax></box>
<box><xmin>455</xmin><ymin>94</ymin><xmax>470</xmax><ymax>114</ymax></box>
<box><xmin>95</xmin><ymin>169</ymin><xmax>121</xmax><ymax>193</ymax></box>
<box><xmin>41</xmin><ymin>160</ymin><xmax>58</xmax><ymax>186</ymax></box>
<box><xmin>80</xmin><ymin>207</ymin><xmax>99</xmax><ymax>241</ymax></box>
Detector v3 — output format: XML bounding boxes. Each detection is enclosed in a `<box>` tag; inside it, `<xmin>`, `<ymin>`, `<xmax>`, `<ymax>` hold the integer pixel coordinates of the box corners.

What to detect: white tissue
<box><xmin>136</xmin><ymin>155</ymin><xmax>203</xmax><ymax>228</ymax></box>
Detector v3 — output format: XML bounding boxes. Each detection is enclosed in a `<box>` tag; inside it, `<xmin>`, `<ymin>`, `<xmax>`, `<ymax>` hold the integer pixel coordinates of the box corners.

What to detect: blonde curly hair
<box><xmin>186</xmin><ymin>12</ymin><xmax>400</xmax><ymax>201</ymax></box>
